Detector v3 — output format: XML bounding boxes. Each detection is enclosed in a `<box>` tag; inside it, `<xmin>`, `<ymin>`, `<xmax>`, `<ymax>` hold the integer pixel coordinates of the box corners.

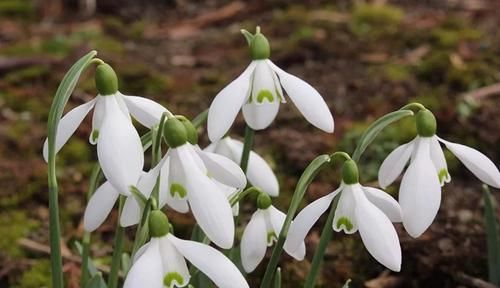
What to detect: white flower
<box><xmin>207</xmin><ymin>60</ymin><xmax>334</xmax><ymax>142</ymax></box>
<box><xmin>124</xmin><ymin>233</ymin><xmax>249</xmax><ymax>288</ymax></box>
<box><xmin>241</xmin><ymin>205</ymin><xmax>305</xmax><ymax>273</ymax></box>
<box><xmin>149</xmin><ymin>143</ymin><xmax>246</xmax><ymax>249</ymax></box>
<box><xmin>205</xmin><ymin>136</ymin><xmax>279</xmax><ymax>196</ymax></box>
<box><xmin>43</xmin><ymin>64</ymin><xmax>168</xmax><ymax>195</ymax></box>
<box><xmin>285</xmin><ymin>183</ymin><xmax>402</xmax><ymax>272</ymax></box>
<box><xmin>83</xmin><ymin>157</ymin><xmax>165</xmax><ymax>232</ymax></box>
<box><xmin>378</xmin><ymin>135</ymin><xmax>500</xmax><ymax>238</ymax></box>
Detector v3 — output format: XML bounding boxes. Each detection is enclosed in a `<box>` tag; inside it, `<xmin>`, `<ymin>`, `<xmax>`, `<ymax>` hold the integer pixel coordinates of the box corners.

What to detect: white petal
<box><xmin>168</xmin><ymin>235</ymin><xmax>249</xmax><ymax>288</ymax></box>
<box><xmin>89</xmin><ymin>96</ymin><xmax>104</xmax><ymax>144</ymax></box>
<box><xmin>285</xmin><ymin>187</ymin><xmax>340</xmax><ymax>252</ymax></box>
<box><xmin>242</xmin><ymin>101</ymin><xmax>280</xmax><ymax>130</ymax></box>
<box><xmin>178</xmin><ymin>145</ymin><xmax>235</xmax><ymax>249</ymax></box>
<box><xmin>42</xmin><ymin>98</ymin><xmax>96</xmax><ymax>161</ymax></box>
<box><xmin>378</xmin><ymin>140</ymin><xmax>415</xmax><ymax>189</ymax></box>
<box><xmin>362</xmin><ymin>186</ymin><xmax>402</xmax><ymax>222</ymax></box>
<box><xmin>132</xmin><ymin>242</ymin><xmax>150</xmax><ymax>263</ymax></box>
<box><xmin>158</xmin><ymin>237</ymin><xmax>190</xmax><ymax>288</ymax></box>
<box><xmin>268</xmin><ymin>206</ymin><xmax>306</xmax><ymax>261</ymax></box>
<box><xmin>216</xmin><ymin>181</ymin><xmax>239</xmax><ymax>216</ymax></box>
<box><xmin>124</xmin><ymin>239</ymin><xmax>163</xmax><ymax>288</ymax></box>
<box><xmin>120</xmin><ymin>196</ymin><xmax>142</xmax><ymax>227</ymax></box>
<box><xmin>226</xmin><ymin>138</ymin><xmax>280</xmax><ymax>196</ymax></box>
<box><xmin>439</xmin><ymin>137</ymin><xmax>500</xmax><ymax>188</ymax></box>
<box><xmin>333</xmin><ymin>185</ymin><xmax>358</xmax><ymax>234</ymax></box>
<box><xmin>399</xmin><ymin>138</ymin><xmax>442</xmax><ymax>238</ymax></box>
<box><xmin>197</xmin><ymin>149</ymin><xmax>247</xmax><ymax>188</ymax></box>
<box><xmin>164</xmin><ymin>151</ymin><xmax>190</xmax><ymax>213</ymax></box>
<box><xmin>240</xmin><ymin>210</ymin><xmax>268</xmax><ymax>273</ymax></box>
<box><xmin>97</xmin><ymin>95</ymin><xmax>144</xmax><ymax>195</ymax></box>
<box><xmin>83</xmin><ymin>181</ymin><xmax>119</xmax><ymax>232</ymax></box>
<box><xmin>207</xmin><ymin>62</ymin><xmax>257</xmax><ymax>142</ymax></box>
<box><xmin>267</xmin><ymin>60</ymin><xmax>334</xmax><ymax>133</ymax></box>
<box><xmin>430</xmin><ymin>136</ymin><xmax>450</xmax><ymax>186</ymax></box>
<box><xmin>122</xmin><ymin>95</ymin><xmax>168</xmax><ymax>128</ymax></box>
<box><xmin>353</xmin><ymin>186</ymin><xmax>402</xmax><ymax>272</ymax></box>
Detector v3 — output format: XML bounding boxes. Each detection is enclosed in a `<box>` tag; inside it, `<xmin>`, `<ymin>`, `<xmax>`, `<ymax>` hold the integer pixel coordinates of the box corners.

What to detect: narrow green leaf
<box><xmin>85</xmin><ymin>273</ymin><xmax>107</xmax><ymax>288</ymax></box>
<box><xmin>260</xmin><ymin>155</ymin><xmax>331</xmax><ymax>288</ymax></box>
<box><xmin>191</xmin><ymin>109</ymin><xmax>209</xmax><ymax>128</ymax></box>
<box><xmin>74</xmin><ymin>241</ymin><xmax>100</xmax><ymax>276</ymax></box>
<box><xmin>351</xmin><ymin>110</ymin><xmax>414</xmax><ymax>162</ymax></box>
<box><xmin>274</xmin><ymin>267</ymin><xmax>281</xmax><ymax>288</ymax></box>
<box><xmin>484</xmin><ymin>185</ymin><xmax>500</xmax><ymax>285</ymax></box>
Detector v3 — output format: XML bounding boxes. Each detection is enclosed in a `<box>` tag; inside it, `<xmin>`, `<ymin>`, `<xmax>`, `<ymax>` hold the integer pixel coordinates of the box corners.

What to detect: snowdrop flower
<box><xmin>124</xmin><ymin>210</ymin><xmax>249</xmax><ymax>288</ymax></box>
<box><xmin>207</xmin><ymin>27</ymin><xmax>334</xmax><ymax>142</ymax></box>
<box><xmin>42</xmin><ymin>63</ymin><xmax>168</xmax><ymax>195</ymax></box>
<box><xmin>148</xmin><ymin>118</ymin><xmax>247</xmax><ymax>248</ymax></box>
<box><xmin>378</xmin><ymin>109</ymin><xmax>500</xmax><ymax>238</ymax></box>
<box><xmin>285</xmin><ymin>160</ymin><xmax>402</xmax><ymax>272</ymax></box>
<box><xmin>241</xmin><ymin>193</ymin><xmax>305</xmax><ymax>272</ymax></box>
<box><xmin>205</xmin><ymin>136</ymin><xmax>279</xmax><ymax>196</ymax></box>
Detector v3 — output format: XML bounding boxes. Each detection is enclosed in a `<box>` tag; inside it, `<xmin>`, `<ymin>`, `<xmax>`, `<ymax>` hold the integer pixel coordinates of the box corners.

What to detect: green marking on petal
<box><xmin>438</xmin><ymin>169</ymin><xmax>450</xmax><ymax>184</ymax></box>
<box><xmin>91</xmin><ymin>129</ymin><xmax>99</xmax><ymax>142</ymax></box>
<box><xmin>170</xmin><ymin>183</ymin><xmax>187</xmax><ymax>198</ymax></box>
<box><xmin>336</xmin><ymin>217</ymin><xmax>354</xmax><ymax>232</ymax></box>
<box><xmin>257</xmin><ymin>89</ymin><xmax>274</xmax><ymax>103</ymax></box>
<box><xmin>163</xmin><ymin>272</ymin><xmax>184</xmax><ymax>287</ymax></box>
<box><xmin>267</xmin><ymin>231</ymin><xmax>277</xmax><ymax>244</ymax></box>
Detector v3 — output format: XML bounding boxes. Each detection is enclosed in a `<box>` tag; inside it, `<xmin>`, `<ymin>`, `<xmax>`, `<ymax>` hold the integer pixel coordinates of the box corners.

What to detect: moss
<box><xmin>0</xmin><ymin>0</ymin><xmax>34</xmax><ymax>18</ymax></box>
<box><xmin>410</xmin><ymin>86</ymin><xmax>447</xmax><ymax>111</ymax></box>
<box><xmin>0</xmin><ymin>210</ymin><xmax>39</xmax><ymax>257</ymax></box>
<box><xmin>350</xmin><ymin>4</ymin><xmax>404</xmax><ymax>38</ymax></box>
<box><xmin>119</xmin><ymin>63</ymin><xmax>171</xmax><ymax>95</ymax></box>
<box><xmin>431</xmin><ymin>27</ymin><xmax>481</xmax><ymax>48</ymax></box>
<box><xmin>16</xmin><ymin>259</ymin><xmax>51</xmax><ymax>288</ymax></box>
<box><xmin>416</xmin><ymin>51</ymin><xmax>451</xmax><ymax>83</ymax></box>
<box><xmin>59</xmin><ymin>138</ymin><xmax>92</xmax><ymax>164</ymax></box>
<box><xmin>370</xmin><ymin>63</ymin><xmax>412</xmax><ymax>82</ymax></box>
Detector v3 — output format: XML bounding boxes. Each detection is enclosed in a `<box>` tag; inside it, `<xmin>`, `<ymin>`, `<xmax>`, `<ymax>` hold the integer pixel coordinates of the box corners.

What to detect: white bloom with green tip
<box><xmin>205</xmin><ymin>136</ymin><xmax>279</xmax><ymax>196</ymax></box>
<box><xmin>42</xmin><ymin>63</ymin><xmax>169</xmax><ymax>195</ymax></box>
<box><xmin>285</xmin><ymin>183</ymin><xmax>402</xmax><ymax>272</ymax></box>
<box><xmin>378</xmin><ymin>110</ymin><xmax>500</xmax><ymax>238</ymax></box>
<box><xmin>207</xmin><ymin>28</ymin><xmax>334</xmax><ymax>142</ymax></box>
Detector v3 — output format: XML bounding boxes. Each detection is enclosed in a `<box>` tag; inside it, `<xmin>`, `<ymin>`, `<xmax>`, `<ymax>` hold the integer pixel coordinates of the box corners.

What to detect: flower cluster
<box><xmin>43</xmin><ymin>26</ymin><xmax>499</xmax><ymax>288</ymax></box>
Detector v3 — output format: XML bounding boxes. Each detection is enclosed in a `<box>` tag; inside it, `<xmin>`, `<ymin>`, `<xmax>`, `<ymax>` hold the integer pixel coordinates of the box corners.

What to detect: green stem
<box><xmin>483</xmin><ymin>185</ymin><xmax>500</xmax><ymax>285</ymax></box>
<box><xmin>240</xmin><ymin>125</ymin><xmax>255</xmax><ymax>173</ymax></box>
<box><xmin>81</xmin><ymin>164</ymin><xmax>102</xmax><ymax>287</ymax></box>
<box><xmin>399</xmin><ymin>102</ymin><xmax>426</xmax><ymax>113</ymax></box>
<box><xmin>48</xmin><ymin>160</ymin><xmax>64</xmax><ymax>288</ymax></box>
<box><xmin>108</xmin><ymin>196</ymin><xmax>126</xmax><ymax>288</ymax></box>
<box><xmin>304</xmin><ymin>195</ymin><xmax>340</xmax><ymax>287</ymax></box>
<box><xmin>260</xmin><ymin>155</ymin><xmax>332</xmax><ymax>288</ymax></box>
<box><xmin>191</xmin><ymin>109</ymin><xmax>209</xmax><ymax>128</ymax></box>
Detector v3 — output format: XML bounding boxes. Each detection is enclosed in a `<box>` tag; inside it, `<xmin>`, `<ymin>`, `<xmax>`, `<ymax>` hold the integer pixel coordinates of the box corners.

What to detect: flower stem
<box><xmin>240</xmin><ymin>125</ymin><xmax>255</xmax><ymax>173</ymax></box>
<box><xmin>304</xmin><ymin>195</ymin><xmax>340</xmax><ymax>287</ymax></box>
<box><xmin>108</xmin><ymin>195</ymin><xmax>126</xmax><ymax>288</ymax></box>
<box><xmin>260</xmin><ymin>155</ymin><xmax>331</xmax><ymax>288</ymax></box>
<box><xmin>81</xmin><ymin>164</ymin><xmax>102</xmax><ymax>287</ymax></box>
<box><xmin>399</xmin><ymin>102</ymin><xmax>426</xmax><ymax>113</ymax></box>
<box><xmin>48</xmin><ymin>159</ymin><xmax>64</xmax><ymax>288</ymax></box>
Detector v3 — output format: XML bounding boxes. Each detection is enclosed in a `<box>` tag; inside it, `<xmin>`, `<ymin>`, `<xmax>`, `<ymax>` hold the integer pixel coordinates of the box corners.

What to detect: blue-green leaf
<box><xmin>484</xmin><ymin>185</ymin><xmax>500</xmax><ymax>285</ymax></box>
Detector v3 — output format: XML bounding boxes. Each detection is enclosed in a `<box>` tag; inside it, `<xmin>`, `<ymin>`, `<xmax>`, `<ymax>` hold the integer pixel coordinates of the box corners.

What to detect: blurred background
<box><xmin>0</xmin><ymin>0</ymin><xmax>499</xmax><ymax>287</ymax></box>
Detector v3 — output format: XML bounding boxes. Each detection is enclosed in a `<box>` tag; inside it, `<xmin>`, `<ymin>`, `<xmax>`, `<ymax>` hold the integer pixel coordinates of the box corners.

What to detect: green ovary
<box><xmin>438</xmin><ymin>169</ymin><xmax>449</xmax><ymax>183</ymax></box>
<box><xmin>164</xmin><ymin>272</ymin><xmax>184</xmax><ymax>287</ymax></box>
<box><xmin>170</xmin><ymin>183</ymin><xmax>187</xmax><ymax>198</ymax></box>
<box><xmin>256</xmin><ymin>89</ymin><xmax>274</xmax><ymax>103</ymax></box>
<box><xmin>336</xmin><ymin>217</ymin><xmax>354</xmax><ymax>232</ymax></box>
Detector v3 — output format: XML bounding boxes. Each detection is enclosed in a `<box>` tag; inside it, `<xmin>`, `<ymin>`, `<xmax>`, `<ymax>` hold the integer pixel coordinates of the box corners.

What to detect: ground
<box><xmin>0</xmin><ymin>0</ymin><xmax>499</xmax><ymax>287</ymax></box>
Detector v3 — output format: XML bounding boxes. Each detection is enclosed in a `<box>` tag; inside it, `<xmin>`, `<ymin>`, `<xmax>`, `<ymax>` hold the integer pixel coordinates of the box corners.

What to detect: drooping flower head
<box><xmin>378</xmin><ymin>109</ymin><xmax>500</xmax><ymax>238</ymax></box>
<box><xmin>205</xmin><ymin>136</ymin><xmax>279</xmax><ymax>196</ymax></box>
<box><xmin>241</xmin><ymin>193</ymin><xmax>305</xmax><ymax>273</ymax></box>
<box><xmin>285</xmin><ymin>159</ymin><xmax>402</xmax><ymax>272</ymax></box>
<box><xmin>207</xmin><ymin>27</ymin><xmax>334</xmax><ymax>142</ymax></box>
<box><xmin>43</xmin><ymin>63</ymin><xmax>168</xmax><ymax>195</ymax></box>
<box><xmin>124</xmin><ymin>210</ymin><xmax>249</xmax><ymax>288</ymax></box>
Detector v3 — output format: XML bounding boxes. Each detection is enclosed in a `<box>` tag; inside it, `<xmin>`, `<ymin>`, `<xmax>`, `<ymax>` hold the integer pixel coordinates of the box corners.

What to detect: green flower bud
<box><xmin>250</xmin><ymin>33</ymin><xmax>270</xmax><ymax>60</ymax></box>
<box><xmin>163</xmin><ymin>118</ymin><xmax>187</xmax><ymax>148</ymax></box>
<box><xmin>416</xmin><ymin>109</ymin><xmax>437</xmax><ymax>137</ymax></box>
<box><xmin>149</xmin><ymin>210</ymin><xmax>170</xmax><ymax>238</ymax></box>
<box><xmin>256</xmin><ymin>192</ymin><xmax>272</xmax><ymax>209</ymax></box>
<box><xmin>179</xmin><ymin>117</ymin><xmax>198</xmax><ymax>145</ymax></box>
<box><xmin>95</xmin><ymin>63</ymin><xmax>118</xmax><ymax>96</ymax></box>
<box><xmin>342</xmin><ymin>159</ymin><xmax>359</xmax><ymax>185</ymax></box>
